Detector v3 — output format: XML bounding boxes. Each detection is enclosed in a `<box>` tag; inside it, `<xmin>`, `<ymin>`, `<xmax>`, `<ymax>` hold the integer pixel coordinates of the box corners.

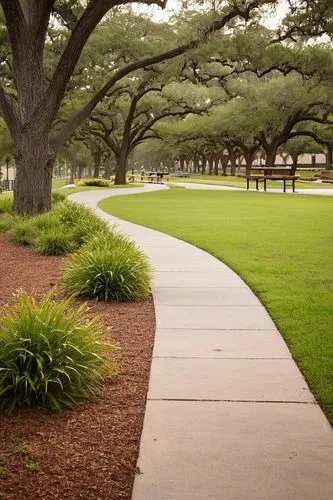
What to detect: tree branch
<box><xmin>51</xmin><ymin>1</ymin><xmax>269</xmax><ymax>151</ymax></box>
<box><xmin>0</xmin><ymin>84</ymin><xmax>20</xmax><ymax>140</ymax></box>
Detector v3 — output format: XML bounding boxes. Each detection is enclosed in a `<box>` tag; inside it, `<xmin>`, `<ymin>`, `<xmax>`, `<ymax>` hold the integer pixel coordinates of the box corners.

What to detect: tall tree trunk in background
<box><xmin>115</xmin><ymin>147</ymin><xmax>129</xmax><ymax>184</ymax></box>
<box><xmin>201</xmin><ymin>154</ymin><xmax>206</xmax><ymax>174</ymax></box>
<box><xmin>325</xmin><ymin>143</ymin><xmax>333</xmax><ymax>170</ymax></box>
<box><xmin>291</xmin><ymin>154</ymin><xmax>298</xmax><ymax>175</ymax></box>
<box><xmin>93</xmin><ymin>147</ymin><xmax>102</xmax><ymax>177</ymax></box>
<box><xmin>103</xmin><ymin>156</ymin><xmax>113</xmax><ymax>179</ymax></box>
<box><xmin>227</xmin><ymin>148</ymin><xmax>237</xmax><ymax>175</ymax></box>
<box><xmin>264</xmin><ymin>147</ymin><xmax>278</xmax><ymax>168</ymax></box>
<box><xmin>208</xmin><ymin>158</ymin><xmax>213</xmax><ymax>175</ymax></box>
<box><xmin>221</xmin><ymin>155</ymin><xmax>229</xmax><ymax>176</ymax></box>
<box><xmin>179</xmin><ymin>153</ymin><xmax>185</xmax><ymax>171</ymax></box>
<box><xmin>193</xmin><ymin>154</ymin><xmax>199</xmax><ymax>173</ymax></box>
<box><xmin>213</xmin><ymin>156</ymin><xmax>219</xmax><ymax>175</ymax></box>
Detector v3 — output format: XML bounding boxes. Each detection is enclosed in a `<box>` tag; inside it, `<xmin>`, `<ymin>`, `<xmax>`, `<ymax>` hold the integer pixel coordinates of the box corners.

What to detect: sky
<box><xmin>134</xmin><ymin>0</ymin><xmax>290</xmax><ymax>29</ymax></box>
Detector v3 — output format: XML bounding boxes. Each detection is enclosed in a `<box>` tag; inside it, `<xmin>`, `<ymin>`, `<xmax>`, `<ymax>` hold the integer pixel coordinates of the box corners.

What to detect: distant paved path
<box><xmin>175</xmin><ymin>181</ymin><xmax>333</xmax><ymax>195</ymax></box>
<box><xmin>69</xmin><ymin>186</ymin><xmax>333</xmax><ymax>500</ymax></box>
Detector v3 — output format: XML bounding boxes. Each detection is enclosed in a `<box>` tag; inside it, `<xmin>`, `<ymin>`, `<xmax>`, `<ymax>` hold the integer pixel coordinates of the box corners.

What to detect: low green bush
<box><xmin>53</xmin><ymin>200</ymin><xmax>94</xmax><ymax>225</ymax></box>
<box><xmin>0</xmin><ymin>213</ymin><xmax>16</xmax><ymax>232</ymax></box>
<box><xmin>76</xmin><ymin>178</ymin><xmax>111</xmax><ymax>187</ymax></box>
<box><xmin>52</xmin><ymin>191</ymin><xmax>66</xmax><ymax>204</ymax></box>
<box><xmin>36</xmin><ymin>227</ymin><xmax>76</xmax><ymax>255</ymax></box>
<box><xmin>31</xmin><ymin>211</ymin><xmax>63</xmax><ymax>232</ymax></box>
<box><xmin>62</xmin><ymin>233</ymin><xmax>152</xmax><ymax>301</ymax></box>
<box><xmin>8</xmin><ymin>218</ymin><xmax>37</xmax><ymax>245</ymax></box>
<box><xmin>0</xmin><ymin>197</ymin><xmax>13</xmax><ymax>214</ymax></box>
<box><xmin>0</xmin><ymin>292</ymin><xmax>114</xmax><ymax>410</ymax></box>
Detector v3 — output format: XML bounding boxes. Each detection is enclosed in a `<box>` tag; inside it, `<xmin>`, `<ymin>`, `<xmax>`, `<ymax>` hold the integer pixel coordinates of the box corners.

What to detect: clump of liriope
<box><xmin>62</xmin><ymin>232</ymin><xmax>152</xmax><ymax>302</ymax></box>
<box><xmin>0</xmin><ymin>196</ymin><xmax>13</xmax><ymax>214</ymax></box>
<box><xmin>0</xmin><ymin>213</ymin><xmax>16</xmax><ymax>233</ymax></box>
<box><xmin>51</xmin><ymin>191</ymin><xmax>66</xmax><ymax>204</ymax></box>
<box><xmin>0</xmin><ymin>292</ymin><xmax>115</xmax><ymax>411</ymax></box>
<box><xmin>76</xmin><ymin>178</ymin><xmax>111</xmax><ymax>187</ymax></box>
<box><xmin>53</xmin><ymin>200</ymin><xmax>94</xmax><ymax>226</ymax></box>
<box><xmin>35</xmin><ymin>226</ymin><xmax>76</xmax><ymax>255</ymax></box>
<box><xmin>7</xmin><ymin>217</ymin><xmax>37</xmax><ymax>245</ymax></box>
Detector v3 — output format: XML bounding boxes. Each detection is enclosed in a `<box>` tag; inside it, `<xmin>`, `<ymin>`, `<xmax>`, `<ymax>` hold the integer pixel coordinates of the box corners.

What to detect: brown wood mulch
<box><xmin>0</xmin><ymin>234</ymin><xmax>155</xmax><ymax>500</ymax></box>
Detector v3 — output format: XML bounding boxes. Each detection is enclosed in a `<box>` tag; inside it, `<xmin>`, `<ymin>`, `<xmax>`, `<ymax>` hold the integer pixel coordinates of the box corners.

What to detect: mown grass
<box><xmin>99</xmin><ymin>189</ymin><xmax>333</xmax><ymax>424</ymax></box>
<box><xmin>149</xmin><ymin>174</ymin><xmax>333</xmax><ymax>190</ymax></box>
<box><xmin>54</xmin><ymin>183</ymin><xmax>143</xmax><ymax>198</ymax></box>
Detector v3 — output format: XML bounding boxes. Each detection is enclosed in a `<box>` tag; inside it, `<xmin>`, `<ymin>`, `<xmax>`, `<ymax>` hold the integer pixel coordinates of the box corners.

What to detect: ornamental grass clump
<box><xmin>0</xmin><ymin>196</ymin><xmax>13</xmax><ymax>214</ymax></box>
<box><xmin>0</xmin><ymin>292</ymin><xmax>114</xmax><ymax>411</ymax></box>
<box><xmin>63</xmin><ymin>232</ymin><xmax>152</xmax><ymax>301</ymax></box>
<box><xmin>8</xmin><ymin>218</ymin><xmax>37</xmax><ymax>245</ymax></box>
<box><xmin>76</xmin><ymin>178</ymin><xmax>111</xmax><ymax>187</ymax></box>
<box><xmin>35</xmin><ymin>227</ymin><xmax>76</xmax><ymax>255</ymax></box>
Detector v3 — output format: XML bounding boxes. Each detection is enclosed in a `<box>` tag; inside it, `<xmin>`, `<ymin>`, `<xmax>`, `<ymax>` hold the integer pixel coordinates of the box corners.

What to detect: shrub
<box><xmin>31</xmin><ymin>211</ymin><xmax>63</xmax><ymax>232</ymax></box>
<box><xmin>0</xmin><ymin>292</ymin><xmax>114</xmax><ymax>410</ymax></box>
<box><xmin>0</xmin><ymin>213</ymin><xmax>16</xmax><ymax>232</ymax></box>
<box><xmin>0</xmin><ymin>197</ymin><xmax>13</xmax><ymax>214</ymax></box>
<box><xmin>62</xmin><ymin>234</ymin><xmax>152</xmax><ymax>301</ymax></box>
<box><xmin>8</xmin><ymin>218</ymin><xmax>37</xmax><ymax>245</ymax></box>
<box><xmin>36</xmin><ymin>227</ymin><xmax>76</xmax><ymax>255</ymax></box>
<box><xmin>52</xmin><ymin>191</ymin><xmax>66</xmax><ymax>204</ymax></box>
<box><xmin>70</xmin><ymin>215</ymin><xmax>110</xmax><ymax>247</ymax></box>
<box><xmin>76</xmin><ymin>178</ymin><xmax>111</xmax><ymax>187</ymax></box>
<box><xmin>53</xmin><ymin>201</ymin><xmax>94</xmax><ymax>225</ymax></box>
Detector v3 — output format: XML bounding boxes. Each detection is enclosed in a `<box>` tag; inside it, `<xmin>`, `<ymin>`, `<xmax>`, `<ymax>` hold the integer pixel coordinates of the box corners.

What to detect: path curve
<box><xmin>69</xmin><ymin>186</ymin><xmax>333</xmax><ymax>500</ymax></box>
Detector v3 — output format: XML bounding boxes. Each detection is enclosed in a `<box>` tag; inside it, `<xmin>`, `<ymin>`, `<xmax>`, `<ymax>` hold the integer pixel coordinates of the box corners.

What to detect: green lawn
<box><xmin>145</xmin><ymin>174</ymin><xmax>333</xmax><ymax>190</ymax></box>
<box><xmin>99</xmin><ymin>189</ymin><xmax>333</xmax><ymax>424</ymax></box>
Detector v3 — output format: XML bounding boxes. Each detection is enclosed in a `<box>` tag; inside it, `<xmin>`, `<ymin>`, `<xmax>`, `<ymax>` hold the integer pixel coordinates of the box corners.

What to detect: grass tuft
<box><xmin>62</xmin><ymin>233</ymin><xmax>152</xmax><ymax>301</ymax></box>
<box><xmin>0</xmin><ymin>292</ymin><xmax>115</xmax><ymax>411</ymax></box>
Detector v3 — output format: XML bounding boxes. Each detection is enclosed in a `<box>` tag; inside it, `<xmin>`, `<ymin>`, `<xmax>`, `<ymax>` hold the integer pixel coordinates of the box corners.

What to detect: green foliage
<box><xmin>36</xmin><ymin>227</ymin><xmax>76</xmax><ymax>256</ymax></box>
<box><xmin>52</xmin><ymin>191</ymin><xmax>66</xmax><ymax>204</ymax></box>
<box><xmin>0</xmin><ymin>213</ymin><xmax>15</xmax><ymax>232</ymax></box>
<box><xmin>62</xmin><ymin>232</ymin><xmax>152</xmax><ymax>301</ymax></box>
<box><xmin>76</xmin><ymin>178</ymin><xmax>111</xmax><ymax>187</ymax></box>
<box><xmin>0</xmin><ymin>196</ymin><xmax>13</xmax><ymax>214</ymax></box>
<box><xmin>0</xmin><ymin>293</ymin><xmax>113</xmax><ymax>411</ymax></box>
<box><xmin>8</xmin><ymin>218</ymin><xmax>37</xmax><ymax>246</ymax></box>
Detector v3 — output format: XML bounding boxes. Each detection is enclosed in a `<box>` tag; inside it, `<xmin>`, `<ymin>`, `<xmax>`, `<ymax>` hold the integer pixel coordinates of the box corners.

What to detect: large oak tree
<box><xmin>0</xmin><ymin>0</ymin><xmax>276</xmax><ymax>214</ymax></box>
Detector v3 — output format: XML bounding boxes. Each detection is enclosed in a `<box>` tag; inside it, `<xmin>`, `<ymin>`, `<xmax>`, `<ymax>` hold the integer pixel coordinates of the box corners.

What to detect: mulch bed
<box><xmin>0</xmin><ymin>234</ymin><xmax>155</xmax><ymax>500</ymax></box>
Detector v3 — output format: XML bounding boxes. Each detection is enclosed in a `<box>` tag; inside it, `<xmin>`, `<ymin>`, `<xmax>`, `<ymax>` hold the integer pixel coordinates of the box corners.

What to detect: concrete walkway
<box><xmin>69</xmin><ymin>186</ymin><xmax>333</xmax><ymax>500</ymax></box>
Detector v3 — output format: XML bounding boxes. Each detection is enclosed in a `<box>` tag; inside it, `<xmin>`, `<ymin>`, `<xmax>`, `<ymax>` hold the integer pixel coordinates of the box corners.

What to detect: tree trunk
<box><xmin>229</xmin><ymin>151</ymin><xmax>237</xmax><ymax>176</ymax></box>
<box><xmin>115</xmin><ymin>149</ymin><xmax>129</xmax><ymax>184</ymax></box>
<box><xmin>201</xmin><ymin>154</ymin><xmax>206</xmax><ymax>174</ymax></box>
<box><xmin>291</xmin><ymin>154</ymin><xmax>298</xmax><ymax>176</ymax></box>
<box><xmin>213</xmin><ymin>157</ymin><xmax>219</xmax><ymax>176</ymax></box>
<box><xmin>13</xmin><ymin>137</ymin><xmax>54</xmax><ymax>215</ymax></box>
<box><xmin>193</xmin><ymin>154</ymin><xmax>199</xmax><ymax>173</ymax></box>
<box><xmin>264</xmin><ymin>146</ymin><xmax>278</xmax><ymax>168</ymax></box>
<box><xmin>208</xmin><ymin>158</ymin><xmax>213</xmax><ymax>175</ymax></box>
<box><xmin>179</xmin><ymin>154</ymin><xmax>185</xmax><ymax>171</ymax></box>
<box><xmin>244</xmin><ymin>151</ymin><xmax>256</xmax><ymax>176</ymax></box>
<box><xmin>325</xmin><ymin>144</ymin><xmax>333</xmax><ymax>170</ymax></box>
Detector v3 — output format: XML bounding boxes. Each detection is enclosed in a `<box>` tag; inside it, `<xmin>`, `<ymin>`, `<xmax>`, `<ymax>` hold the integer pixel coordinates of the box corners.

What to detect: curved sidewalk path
<box><xmin>70</xmin><ymin>185</ymin><xmax>333</xmax><ymax>500</ymax></box>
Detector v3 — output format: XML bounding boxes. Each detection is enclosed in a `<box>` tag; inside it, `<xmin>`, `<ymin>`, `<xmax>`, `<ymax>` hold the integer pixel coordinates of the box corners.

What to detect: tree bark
<box><xmin>14</xmin><ymin>136</ymin><xmax>54</xmax><ymax>214</ymax></box>
<box><xmin>325</xmin><ymin>144</ymin><xmax>333</xmax><ymax>170</ymax></box>
<box><xmin>264</xmin><ymin>146</ymin><xmax>278</xmax><ymax>168</ymax></box>
<box><xmin>115</xmin><ymin>148</ymin><xmax>129</xmax><ymax>184</ymax></box>
<box><xmin>201</xmin><ymin>154</ymin><xmax>206</xmax><ymax>174</ymax></box>
<box><xmin>291</xmin><ymin>154</ymin><xmax>298</xmax><ymax>175</ymax></box>
<box><xmin>208</xmin><ymin>158</ymin><xmax>213</xmax><ymax>175</ymax></box>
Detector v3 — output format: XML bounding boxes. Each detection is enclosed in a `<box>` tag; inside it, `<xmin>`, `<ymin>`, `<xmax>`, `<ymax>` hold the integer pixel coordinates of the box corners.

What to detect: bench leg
<box><xmin>292</xmin><ymin>179</ymin><xmax>295</xmax><ymax>192</ymax></box>
<box><xmin>283</xmin><ymin>180</ymin><xmax>286</xmax><ymax>193</ymax></box>
<box><xmin>247</xmin><ymin>178</ymin><xmax>249</xmax><ymax>190</ymax></box>
<box><xmin>264</xmin><ymin>178</ymin><xmax>267</xmax><ymax>191</ymax></box>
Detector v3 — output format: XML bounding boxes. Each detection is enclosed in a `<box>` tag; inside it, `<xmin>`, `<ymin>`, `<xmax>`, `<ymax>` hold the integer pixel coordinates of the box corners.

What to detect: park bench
<box><xmin>241</xmin><ymin>166</ymin><xmax>299</xmax><ymax>193</ymax></box>
<box><xmin>140</xmin><ymin>172</ymin><xmax>169</xmax><ymax>184</ymax></box>
<box><xmin>320</xmin><ymin>170</ymin><xmax>333</xmax><ymax>183</ymax></box>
